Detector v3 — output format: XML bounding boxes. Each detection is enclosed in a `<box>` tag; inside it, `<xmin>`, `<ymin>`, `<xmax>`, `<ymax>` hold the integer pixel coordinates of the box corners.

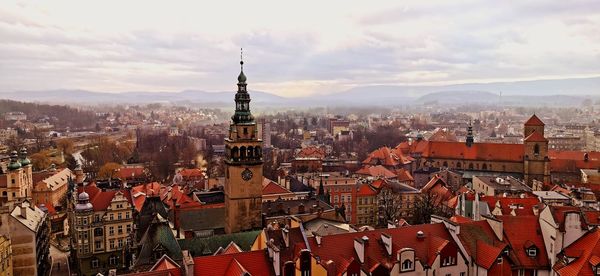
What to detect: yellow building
<box><xmin>32</xmin><ymin>167</ymin><xmax>73</xmax><ymax>207</ymax></box>
<box><xmin>0</xmin><ymin>235</ymin><xmax>12</xmax><ymax>276</ymax></box>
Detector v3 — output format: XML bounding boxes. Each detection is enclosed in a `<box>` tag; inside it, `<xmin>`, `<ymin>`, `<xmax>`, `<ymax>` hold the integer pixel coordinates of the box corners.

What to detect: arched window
<box><xmin>231</xmin><ymin>147</ymin><xmax>239</xmax><ymax>161</ymax></box>
<box><xmin>247</xmin><ymin>146</ymin><xmax>254</xmax><ymax>159</ymax></box>
<box><xmin>401</xmin><ymin>259</ymin><xmax>413</xmax><ymax>271</ymax></box>
<box><xmin>255</xmin><ymin>146</ymin><xmax>261</xmax><ymax>159</ymax></box>
<box><xmin>534</xmin><ymin>144</ymin><xmax>540</xmax><ymax>156</ymax></box>
<box><xmin>240</xmin><ymin>146</ymin><xmax>246</xmax><ymax>160</ymax></box>
<box><xmin>469</xmin><ymin>163</ymin><xmax>474</xmax><ymax>170</ymax></box>
<box><xmin>443</xmin><ymin>161</ymin><xmax>448</xmax><ymax>167</ymax></box>
<box><xmin>456</xmin><ymin>162</ymin><xmax>462</xmax><ymax>169</ymax></box>
<box><xmin>482</xmin><ymin>164</ymin><xmax>488</xmax><ymax>170</ymax></box>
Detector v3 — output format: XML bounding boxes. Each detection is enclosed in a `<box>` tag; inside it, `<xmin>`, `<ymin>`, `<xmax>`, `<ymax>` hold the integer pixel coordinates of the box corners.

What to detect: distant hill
<box><xmin>0</xmin><ymin>76</ymin><xmax>598</xmax><ymax>107</ymax></box>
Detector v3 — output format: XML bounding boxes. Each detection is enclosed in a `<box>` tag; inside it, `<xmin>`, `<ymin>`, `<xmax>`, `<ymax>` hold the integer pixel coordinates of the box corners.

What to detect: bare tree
<box><xmin>377</xmin><ymin>187</ymin><xmax>404</xmax><ymax>226</ymax></box>
<box><xmin>411</xmin><ymin>191</ymin><xmax>453</xmax><ymax>225</ymax></box>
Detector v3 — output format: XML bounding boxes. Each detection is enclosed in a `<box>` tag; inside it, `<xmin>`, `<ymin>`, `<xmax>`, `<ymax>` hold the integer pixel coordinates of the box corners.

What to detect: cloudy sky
<box><xmin>1</xmin><ymin>0</ymin><xmax>600</xmax><ymax>97</ymax></box>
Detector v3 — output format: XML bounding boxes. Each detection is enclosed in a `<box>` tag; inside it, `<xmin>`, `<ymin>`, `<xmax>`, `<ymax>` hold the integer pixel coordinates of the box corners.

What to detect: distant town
<box><xmin>0</xmin><ymin>59</ymin><xmax>598</xmax><ymax>276</ymax></box>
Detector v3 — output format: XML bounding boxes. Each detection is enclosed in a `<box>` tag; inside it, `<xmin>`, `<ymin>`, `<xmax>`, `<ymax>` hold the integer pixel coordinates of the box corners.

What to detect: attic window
<box><xmin>527</xmin><ymin>248</ymin><xmax>537</xmax><ymax>257</ymax></box>
<box><xmin>497</xmin><ymin>256</ymin><xmax>503</xmax><ymax>264</ymax></box>
<box><xmin>401</xmin><ymin>259</ymin><xmax>413</xmax><ymax>271</ymax></box>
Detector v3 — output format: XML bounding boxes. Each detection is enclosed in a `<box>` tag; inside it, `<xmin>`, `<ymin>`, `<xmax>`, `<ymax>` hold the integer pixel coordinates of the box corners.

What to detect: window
<box><xmin>109</xmin><ymin>240</ymin><xmax>115</xmax><ymax>249</ymax></box>
<box><xmin>109</xmin><ymin>256</ymin><xmax>117</xmax><ymax>266</ymax></box>
<box><xmin>118</xmin><ymin>225</ymin><xmax>123</xmax><ymax>234</ymax></box>
<box><xmin>527</xmin><ymin>248</ymin><xmax>537</xmax><ymax>257</ymax></box>
<box><xmin>118</xmin><ymin>239</ymin><xmax>123</xmax><ymax>248</ymax></box>
<box><xmin>126</xmin><ymin>224</ymin><xmax>131</xmax><ymax>233</ymax></box>
<box><xmin>118</xmin><ymin>213</ymin><xmax>122</xmax><ymax>220</ymax></box>
<box><xmin>534</xmin><ymin>144</ymin><xmax>540</xmax><ymax>156</ymax></box>
<box><xmin>497</xmin><ymin>256</ymin><xmax>503</xmax><ymax>264</ymax></box>
<box><xmin>95</xmin><ymin>241</ymin><xmax>101</xmax><ymax>250</ymax></box>
<box><xmin>125</xmin><ymin>212</ymin><xmax>130</xmax><ymax>219</ymax></box>
<box><xmin>109</xmin><ymin>226</ymin><xmax>114</xmax><ymax>236</ymax></box>
<box><xmin>83</xmin><ymin>218</ymin><xmax>88</xmax><ymax>225</ymax></box>
<box><xmin>402</xmin><ymin>259</ymin><xmax>413</xmax><ymax>271</ymax></box>
<box><xmin>91</xmin><ymin>259</ymin><xmax>99</xmax><ymax>268</ymax></box>
<box><xmin>109</xmin><ymin>214</ymin><xmax>114</xmax><ymax>220</ymax></box>
<box><xmin>460</xmin><ymin>273</ymin><xmax>466</xmax><ymax>276</ymax></box>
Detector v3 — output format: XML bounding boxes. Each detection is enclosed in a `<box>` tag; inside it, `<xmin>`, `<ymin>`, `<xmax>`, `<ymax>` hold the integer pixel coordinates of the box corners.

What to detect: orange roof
<box><xmin>179</xmin><ymin>168</ymin><xmax>204</xmax><ymax>178</ymax></box>
<box><xmin>77</xmin><ymin>183</ymin><xmax>133</xmax><ymax>212</ymax></box>
<box><xmin>395</xmin><ymin>168</ymin><xmax>414</xmax><ymax>182</ymax></box>
<box><xmin>480</xmin><ymin>195</ymin><xmax>541</xmax><ymax>216</ymax></box>
<box><xmin>357</xmin><ymin>183</ymin><xmax>378</xmax><ymax>197</ymax></box>
<box><xmin>549</xmin><ymin>150</ymin><xmax>600</xmax><ymax>173</ymax></box>
<box><xmin>524</xmin><ymin>131</ymin><xmax>547</xmax><ymax>142</ymax></box>
<box><xmin>525</xmin><ymin>114</ymin><xmax>545</xmax><ymax>126</ymax></box>
<box><xmin>262</xmin><ymin>178</ymin><xmax>292</xmax><ymax>195</ymax></box>
<box><xmin>296</xmin><ymin>146</ymin><xmax>326</xmax><ymax>159</ymax></box>
<box><xmin>421</xmin><ymin>176</ymin><xmax>453</xmax><ymax>203</ymax></box>
<box><xmin>355</xmin><ymin>165</ymin><xmax>397</xmax><ymax>178</ymax></box>
<box><xmin>193</xmin><ymin>250</ymin><xmax>272</xmax><ymax>276</ymax></box>
<box><xmin>498</xmin><ymin>215</ymin><xmax>550</xmax><ymax>269</ymax></box>
<box><xmin>307</xmin><ymin>223</ymin><xmax>459</xmax><ymax>274</ymax></box>
<box><xmin>362</xmin><ymin>146</ymin><xmax>411</xmax><ymax>167</ymax></box>
<box><xmin>554</xmin><ymin>228</ymin><xmax>600</xmax><ymax>275</ymax></box>
<box><xmin>118</xmin><ymin>166</ymin><xmax>145</xmax><ymax>179</ymax></box>
<box><xmin>422</xmin><ymin>141</ymin><xmax>524</xmax><ymax>162</ymax></box>
<box><xmin>150</xmin><ymin>255</ymin><xmax>181</xmax><ymax>271</ymax></box>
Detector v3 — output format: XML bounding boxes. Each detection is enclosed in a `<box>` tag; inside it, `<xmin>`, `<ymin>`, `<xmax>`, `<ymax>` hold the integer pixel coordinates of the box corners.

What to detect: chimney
<box><xmin>325</xmin><ymin>260</ymin><xmax>336</xmax><ymax>276</ymax></box>
<box><xmin>182</xmin><ymin>250</ymin><xmax>194</xmax><ymax>276</ymax></box>
<box><xmin>354</xmin><ymin>237</ymin><xmax>366</xmax><ymax>263</ymax></box>
<box><xmin>282</xmin><ymin>227</ymin><xmax>290</xmax><ymax>248</ymax></box>
<box><xmin>313</xmin><ymin>232</ymin><xmax>322</xmax><ymax>246</ymax></box>
<box><xmin>416</xmin><ymin>230</ymin><xmax>425</xmax><ymax>240</ymax></box>
<box><xmin>381</xmin><ymin>233</ymin><xmax>392</xmax><ymax>256</ymax></box>
<box><xmin>283</xmin><ymin>261</ymin><xmax>295</xmax><ymax>276</ymax></box>
<box><xmin>20</xmin><ymin>205</ymin><xmax>27</xmax><ymax>219</ymax></box>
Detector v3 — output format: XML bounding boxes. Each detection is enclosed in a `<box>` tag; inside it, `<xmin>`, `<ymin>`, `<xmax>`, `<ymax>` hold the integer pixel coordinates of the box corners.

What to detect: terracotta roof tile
<box><xmin>262</xmin><ymin>179</ymin><xmax>292</xmax><ymax>195</ymax></box>
<box><xmin>355</xmin><ymin>165</ymin><xmax>397</xmax><ymax>178</ymax></box>
<box><xmin>193</xmin><ymin>250</ymin><xmax>273</xmax><ymax>276</ymax></box>
<box><xmin>554</xmin><ymin>228</ymin><xmax>600</xmax><ymax>276</ymax></box>
<box><xmin>497</xmin><ymin>215</ymin><xmax>550</xmax><ymax>270</ymax></box>
<box><xmin>525</xmin><ymin>114</ymin><xmax>545</xmax><ymax>126</ymax></box>
<box><xmin>524</xmin><ymin>131</ymin><xmax>548</xmax><ymax>142</ymax></box>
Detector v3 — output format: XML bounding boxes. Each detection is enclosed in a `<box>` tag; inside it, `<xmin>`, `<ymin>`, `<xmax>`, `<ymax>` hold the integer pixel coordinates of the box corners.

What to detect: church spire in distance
<box><xmin>232</xmin><ymin>48</ymin><xmax>253</xmax><ymax>124</ymax></box>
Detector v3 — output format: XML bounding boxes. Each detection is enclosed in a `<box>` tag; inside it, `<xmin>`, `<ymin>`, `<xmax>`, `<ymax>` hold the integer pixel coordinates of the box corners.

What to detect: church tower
<box><xmin>224</xmin><ymin>52</ymin><xmax>263</xmax><ymax>233</ymax></box>
<box><xmin>523</xmin><ymin>114</ymin><xmax>550</xmax><ymax>188</ymax></box>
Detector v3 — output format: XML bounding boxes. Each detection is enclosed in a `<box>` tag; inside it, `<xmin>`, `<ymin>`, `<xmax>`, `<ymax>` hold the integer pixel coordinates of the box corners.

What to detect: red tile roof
<box><xmin>497</xmin><ymin>215</ymin><xmax>550</xmax><ymax>269</ymax></box>
<box><xmin>524</xmin><ymin>131</ymin><xmax>547</xmax><ymax>142</ymax></box>
<box><xmin>355</xmin><ymin>165</ymin><xmax>397</xmax><ymax>178</ymax></box>
<box><xmin>77</xmin><ymin>183</ymin><xmax>132</xmax><ymax>212</ymax></box>
<box><xmin>262</xmin><ymin>178</ymin><xmax>292</xmax><ymax>195</ymax></box>
<box><xmin>357</xmin><ymin>184</ymin><xmax>378</xmax><ymax>197</ymax></box>
<box><xmin>179</xmin><ymin>168</ymin><xmax>204</xmax><ymax>178</ymax></box>
<box><xmin>454</xmin><ymin>219</ymin><xmax>507</xmax><ymax>270</ymax></box>
<box><xmin>480</xmin><ymin>195</ymin><xmax>541</xmax><ymax>216</ymax></box>
<box><xmin>421</xmin><ymin>141</ymin><xmax>524</xmax><ymax>162</ymax></box>
<box><xmin>307</xmin><ymin>223</ymin><xmax>458</xmax><ymax>275</ymax></box>
<box><xmin>554</xmin><ymin>228</ymin><xmax>600</xmax><ymax>276</ymax></box>
<box><xmin>525</xmin><ymin>114</ymin><xmax>545</xmax><ymax>126</ymax></box>
<box><xmin>118</xmin><ymin>166</ymin><xmax>145</xmax><ymax>179</ymax></box>
<box><xmin>193</xmin><ymin>250</ymin><xmax>273</xmax><ymax>276</ymax></box>
<box><xmin>296</xmin><ymin>146</ymin><xmax>326</xmax><ymax>159</ymax></box>
<box><xmin>395</xmin><ymin>168</ymin><xmax>414</xmax><ymax>182</ymax></box>
<box><xmin>549</xmin><ymin>150</ymin><xmax>600</xmax><ymax>173</ymax></box>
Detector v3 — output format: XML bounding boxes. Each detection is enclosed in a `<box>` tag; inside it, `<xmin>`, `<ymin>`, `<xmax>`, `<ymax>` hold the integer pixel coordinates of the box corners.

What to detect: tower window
<box><xmin>534</xmin><ymin>144</ymin><xmax>540</xmax><ymax>156</ymax></box>
<box><xmin>243</xmin><ymin>127</ymin><xmax>248</xmax><ymax>135</ymax></box>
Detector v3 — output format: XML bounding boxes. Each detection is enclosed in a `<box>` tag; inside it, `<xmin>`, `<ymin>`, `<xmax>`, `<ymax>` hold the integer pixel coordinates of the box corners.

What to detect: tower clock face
<box><xmin>241</xmin><ymin>168</ymin><xmax>253</xmax><ymax>181</ymax></box>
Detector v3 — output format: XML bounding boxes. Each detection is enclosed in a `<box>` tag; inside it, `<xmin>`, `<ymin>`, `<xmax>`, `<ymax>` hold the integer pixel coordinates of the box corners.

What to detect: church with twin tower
<box><xmin>224</xmin><ymin>54</ymin><xmax>264</xmax><ymax>233</ymax></box>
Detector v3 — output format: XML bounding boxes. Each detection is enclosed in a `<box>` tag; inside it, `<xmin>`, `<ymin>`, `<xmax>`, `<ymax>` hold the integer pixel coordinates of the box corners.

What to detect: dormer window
<box><xmin>497</xmin><ymin>256</ymin><xmax>503</xmax><ymax>264</ymax></box>
<box><xmin>442</xmin><ymin>256</ymin><xmax>456</xmax><ymax>266</ymax></box>
<box><xmin>401</xmin><ymin>259</ymin><xmax>413</xmax><ymax>271</ymax></box>
<box><xmin>527</xmin><ymin>247</ymin><xmax>537</xmax><ymax>257</ymax></box>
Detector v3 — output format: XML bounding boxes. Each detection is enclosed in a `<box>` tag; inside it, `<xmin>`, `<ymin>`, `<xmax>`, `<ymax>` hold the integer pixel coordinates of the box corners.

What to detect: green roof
<box><xmin>178</xmin><ymin>230</ymin><xmax>261</xmax><ymax>257</ymax></box>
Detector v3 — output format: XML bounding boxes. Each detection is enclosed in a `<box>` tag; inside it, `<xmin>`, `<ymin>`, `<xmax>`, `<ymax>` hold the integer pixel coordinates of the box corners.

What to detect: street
<box><xmin>50</xmin><ymin>245</ymin><xmax>70</xmax><ymax>276</ymax></box>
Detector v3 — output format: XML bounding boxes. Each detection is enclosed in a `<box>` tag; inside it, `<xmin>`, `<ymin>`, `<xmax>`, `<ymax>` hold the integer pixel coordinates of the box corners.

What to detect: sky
<box><xmin>1</xmin><ymin>0</ymin><xmax>600</xmax><ymax>97</ymax></box>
